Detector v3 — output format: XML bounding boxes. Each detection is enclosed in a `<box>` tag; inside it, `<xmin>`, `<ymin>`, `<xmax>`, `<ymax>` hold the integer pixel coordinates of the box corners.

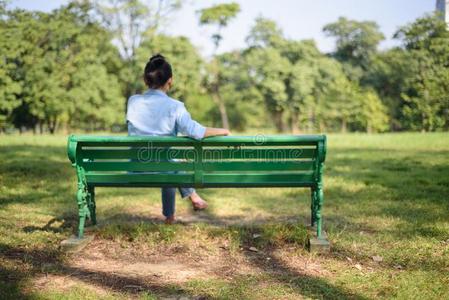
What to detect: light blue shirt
<box><xmin>126</xmin><ymin>89</ymin><xmax>206</xmax><ymax>139</ymax></box>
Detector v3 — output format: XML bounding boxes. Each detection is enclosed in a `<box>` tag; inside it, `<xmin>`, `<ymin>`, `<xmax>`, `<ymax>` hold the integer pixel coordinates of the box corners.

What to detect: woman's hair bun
<box><xmin>149</xmin><ymin>54</ymin><xmax>166</xmax><ymax>68</ymax></box>
<box><xmin>144</xmin><ymin>53</ymin><xmax>173</xmax><ymax>88</ymax></box>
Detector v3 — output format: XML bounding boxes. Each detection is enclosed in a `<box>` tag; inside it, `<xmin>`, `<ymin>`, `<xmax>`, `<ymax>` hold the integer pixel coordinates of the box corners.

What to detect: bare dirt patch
<box><xmin>30</xmin><ymin>217</ymin><xmax>328</xmax><ymax>298</ymax></box>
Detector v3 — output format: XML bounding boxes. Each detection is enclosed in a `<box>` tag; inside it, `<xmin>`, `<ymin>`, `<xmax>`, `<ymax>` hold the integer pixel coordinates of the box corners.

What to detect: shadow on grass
<box><xmin>240</xmin><ymin>248</ymin><xmax>367</xmax><ymax>300</ymax></box>
<box><xmin>0</xmin><ymin>145</ymin><xmax>74</xmax><ymax>209</ymax></box>
<box><xmin>0</xmin><ymin>232</ymin><xmax>364</xmax><ymax>300</ymax></box>
<box><xmin>327</xmin><ymin>147</ymin><xmax>449</xmax><ymax>229</ymax></box>
<box><xmin>68</xmin><ymin>214</ymin><xmax>366</xmax><ymax>299</ymax></box>
<box><xmin>22</xmin><ymin>215</ymin><xmax>77</xmax><ymax>234</ymax></box>
<box><xmin>188</xmin><ymin>210</ymin><xmax>368</xmax><ymax>299</ymax></box>
<box><xmin>0</xmin><ymin>242</ymin><xmax>205</xmax><ymax>299</ymax></box>
<box><xmin>0</xmin><ymin>243</ymin><xmax>66</xmax><ymax>299</ymax></box>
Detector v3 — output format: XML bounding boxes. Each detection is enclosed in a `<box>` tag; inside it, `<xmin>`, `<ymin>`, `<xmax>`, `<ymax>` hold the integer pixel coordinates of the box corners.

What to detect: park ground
<box><xmin>0</xmin><ymin>132</ymin><xmax>448</xmax><ymax>299</ymax></box>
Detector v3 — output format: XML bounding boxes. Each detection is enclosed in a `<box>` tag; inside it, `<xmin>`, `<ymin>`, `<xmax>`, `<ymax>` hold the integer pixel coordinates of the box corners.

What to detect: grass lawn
<box><xmin>0</xmin><ymin>132</ymin><xmax>448</xmax><ymax>299</ymax></box>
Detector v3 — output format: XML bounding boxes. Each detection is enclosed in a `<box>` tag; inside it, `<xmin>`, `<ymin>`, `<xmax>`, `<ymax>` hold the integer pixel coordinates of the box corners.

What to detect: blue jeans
<box><xmin>161</xmin><ymin>187</ymin><xmax>195</xmax><ymax>217</ymax></box>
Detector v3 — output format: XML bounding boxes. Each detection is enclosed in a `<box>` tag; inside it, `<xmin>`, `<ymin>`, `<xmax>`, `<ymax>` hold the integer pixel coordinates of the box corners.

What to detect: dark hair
<box><xmin>143</xmin><ymin>54</ymin><xmax>173</xmax><ymax>88</ymax></box>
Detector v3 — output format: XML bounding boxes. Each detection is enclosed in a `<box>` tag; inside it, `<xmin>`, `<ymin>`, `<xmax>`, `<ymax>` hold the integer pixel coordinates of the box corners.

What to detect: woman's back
<box><xmin>126</xmin><ymin>89</ymin><xmax>205</xmax><ymax>139</ymax></box>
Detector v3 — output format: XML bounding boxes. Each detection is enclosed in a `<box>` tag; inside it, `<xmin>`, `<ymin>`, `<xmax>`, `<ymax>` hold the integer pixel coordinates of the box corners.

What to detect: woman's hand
<box><xmin>204</xmin><ymin>127</ymin><xmax>231</xmax><ymax>137</ymax></box>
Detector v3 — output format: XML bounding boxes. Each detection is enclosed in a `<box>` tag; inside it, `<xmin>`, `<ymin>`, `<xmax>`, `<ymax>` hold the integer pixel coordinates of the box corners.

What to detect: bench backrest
<box><xmin>68</xmin><ymin>135</ymin><xmax>326</xmax><ymax>188</ymax></box>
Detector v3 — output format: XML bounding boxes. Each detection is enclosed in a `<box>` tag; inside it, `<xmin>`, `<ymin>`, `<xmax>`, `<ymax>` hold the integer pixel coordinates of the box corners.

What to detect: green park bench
<box><xmin>67</xmin><ymin>134</ymin><xmax>328</xmax><ymax>249</ymax></box>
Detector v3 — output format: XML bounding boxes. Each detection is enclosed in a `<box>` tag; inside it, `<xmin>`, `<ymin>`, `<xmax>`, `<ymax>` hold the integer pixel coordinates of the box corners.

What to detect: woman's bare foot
<box><xmin>189</xmin><ymin>192</ymin><xmax>208</xmax><ymax>211</ymax></box>
<box><xmin>165</xmin><ymin>215</ymin><xmax>175</xmax><ymax>224</ymax></box>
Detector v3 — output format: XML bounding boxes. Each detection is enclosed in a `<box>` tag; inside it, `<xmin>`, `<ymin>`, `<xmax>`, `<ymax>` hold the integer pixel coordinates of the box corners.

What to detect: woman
<box><xmin>126</xmin><ymin>54</ymin><xmax>230</xmax><ymax>224</ymax></box>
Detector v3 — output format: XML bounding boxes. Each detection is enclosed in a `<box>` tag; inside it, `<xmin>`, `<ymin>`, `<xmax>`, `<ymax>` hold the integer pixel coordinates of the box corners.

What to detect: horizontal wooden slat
<box><xmin>85</xmin><ymin>173</ymin><xmax>194</xmax><ymax>185</ymax></box>
<box><xmin>77</xmin><ymin>140</ymin><xmax>320</xmax><ymax>148</ymax></box>
<box><xmin>202</xmin><ymin>161</ymin><xmax>315</xmax><ymax>172</ymax></box>
<box><xmin>202</xmin><ymin>148</ymin><xmax>316</xmax><ymax>160</ymax></box>
<box><xmin>71</xmin><ymin>134</ymin><xmax>325</xmax><ymax>144</ymax></box>
<box><xmin>81</xmin><ymin>147</ymin><xmax>316</xmax><ymax>161</ymax></box>
<box><xmin>202</xmin><ymin>173</ymin><xmax>315</xmax><ymax>187</ymax></box>
<box><xmin>200</xmin><ymin>141</ymin><xmax>319</xmax><ymax>147</ymax></box>
<box><xmin>82</xmin><ymin>148</ymin><xmax>194</xmax><ymax>160</ymax></box>
<box><xmin>83</xmin><ymin>161</ymin><xmax>194</xmax><ymax>172</ymax></box>
<box><xmin>85</xmin><ymin>173</ymin><xmax>315</xmax><ymax>187</ymax></box>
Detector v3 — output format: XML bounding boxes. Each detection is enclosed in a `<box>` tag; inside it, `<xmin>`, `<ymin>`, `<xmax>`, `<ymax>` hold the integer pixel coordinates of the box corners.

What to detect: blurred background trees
<box><xmin>198</xmin><ymin>2</ymin><xmax>240</xmax><ymax>129</ymax></box>
<box><xmin>0</xmin><ymin>0</ymin><xmax>447</xmax><ymax>134</ymax></box>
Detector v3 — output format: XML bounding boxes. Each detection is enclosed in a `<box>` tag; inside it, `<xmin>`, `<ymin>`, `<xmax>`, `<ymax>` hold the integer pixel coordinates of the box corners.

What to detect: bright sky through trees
<box><xmin>11</xmin><ymin>0</ymin><xmax>434</xmax><ymax>56</ymax></box>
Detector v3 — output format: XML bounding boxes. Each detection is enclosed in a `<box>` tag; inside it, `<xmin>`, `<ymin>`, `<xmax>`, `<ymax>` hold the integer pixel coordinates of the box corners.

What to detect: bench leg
<box><xmin>307</xmin><ymin>183</ymin><xmax>330</xmax><ymax>252</ymax></box>
<box><xmin>311</xmin><ymin>187</ymin><xmax>317</xmax><ymax>227</ymax></box>
<box><xmin>76</xmin><ymin>169</ymin><xmax>91</xmax><ymax>238</ymax></box>
<box><xmin>316</xmin><ymin>185</ymin><xmax>323</xmax><ymax>238</ymax></box>
<box><xmin>77</xmin><ymin>185</ymin><xmax>89</xmax><ymax>238</ymax></box>
<box><xmin>87</xmin><ymin>185</ymin><xmax>96</xmax><ymax>226</ymax></box>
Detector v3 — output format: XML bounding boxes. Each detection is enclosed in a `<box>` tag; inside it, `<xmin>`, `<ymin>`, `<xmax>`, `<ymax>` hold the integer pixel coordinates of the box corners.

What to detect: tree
<box><xmin>363</xmin><ymin>48</ymin><xmax>411</xmax><ymax>130</ymax></box>
<box><xmin>355</xmin><ymin>89</ymin><xmax>388</xmax><ymax>133</ymax></box>
<box><xmin>198</xmin><ymin>2</ymin><xmax>240</xmax><ymax>52</ymax></box>
<box><xmin>215</xmin><ymin>51</ymin><xmax>265</xmax><ymax>130</ymax></box>
<box><xmin>198</xmin><ymin>2</ymin><xmax>240</xmax><ymax>130</ymax></box>
<box><xmin>245</xmin><ymin>46</ymin><xmax>290</xmax><ymax>132</ymax></box>
<box><xmin>244</xmin><ymin>18</ymin><xmax>290</xmax><ymax>132</ymax></box>
<box><xmin>94</xmin><ymin>0</ymin><xmax>182</xmax><ymax>59</ymax></box>
<box><xmin>246</xmin><ymin>16</ymin><xmax>284</xmax><ymax>48</ymax></box>
<box><xmin>394</xmin><ymin>14</ymin><xmax>449</xmax><ymax>131</ymax></box>
<box><xmin>94</xmin><ymin>0</ymin><xmax>182</xmax><ymax>97</ymax></box>
<box><xmin>1</xmin><ymin>2</ymin><xmax>123</xmax><ymax>133</ymax></box>
<box><xmin>288</xmin><ymin>60</ymin><xmax>318</xmax><ymax>133</ymax></box>
<box><xmin>0</xmin><ymin>5</ymin><xmax>22</xmax><ymax>131</ymax></box>
<box><xmin>245</xmin><ymin>17</ymin><xmax>365</xmax><ymax>133</ymax></box>
<box><xmin>323</xmin><ymin>17</ymin><xmax>384</xmax><ymax>68</ymax></box>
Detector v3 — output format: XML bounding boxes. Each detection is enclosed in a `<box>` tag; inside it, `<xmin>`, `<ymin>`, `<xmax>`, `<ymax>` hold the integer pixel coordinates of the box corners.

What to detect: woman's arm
<box><xmin>175</xmin><ymin>103</ymin><xmax>230</xmax><ymax>139</ymax></box>
<box><xmin>203</xmin><ymin>127</ymin><xmax>230</xmax><ymax>137</ymax></box>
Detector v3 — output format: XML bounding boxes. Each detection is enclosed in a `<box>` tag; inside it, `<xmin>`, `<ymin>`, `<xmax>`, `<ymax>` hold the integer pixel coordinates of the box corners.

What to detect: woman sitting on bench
<box><xmin>126</xmin><ymin>54</ymin><xmax>230</xmax><ymax>224</ymax></box>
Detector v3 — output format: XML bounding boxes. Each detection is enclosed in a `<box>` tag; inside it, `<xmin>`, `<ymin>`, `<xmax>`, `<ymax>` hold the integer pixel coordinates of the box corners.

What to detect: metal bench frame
<box><xmin>67</xmin><ymin>135</ymin><xmax>327</xmax><ymax>242</ymax></box>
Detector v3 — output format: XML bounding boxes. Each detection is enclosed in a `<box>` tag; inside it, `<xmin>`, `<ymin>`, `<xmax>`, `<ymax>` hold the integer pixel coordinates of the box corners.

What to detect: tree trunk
<box><xmin>367</xmin><ymin>121</ymin><xmax>372</xmax><ymax>134</ymax></box>
<box><xmin>273</xmin><ymin>110</ymin><xmax>287</xmax><ymax>133</ymax></box>
<box><xmin>211</xmin><ymin>88</ymin><xmax>229</xmax><ymax>130</ymax></box>
<box><xmin>48</xmin><ymin>118</ymin><xmax>57</xmax><ymax>134</ymax></box>
<box><xmin>341</xmin><ymin>119</ymin><xmax>347</xmax><ymax>133</ymax></box>
<box><xmin>308</xmin><ymin>107</ymin><xmax>314</xmax><ymax>133</ymax></box>
<box><xmin>291</xmin><ymin>111</ymin><xmax>300</xmax><ymax>134</ymax></box>
<box><xmin>319</xmin><ymin>121</ymin><xmax>325</xmax><ymax>132</ymax></box>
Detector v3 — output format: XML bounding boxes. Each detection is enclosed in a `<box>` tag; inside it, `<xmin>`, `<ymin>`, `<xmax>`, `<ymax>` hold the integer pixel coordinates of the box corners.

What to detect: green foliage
<box><xmin>246</xmin><ymin>47</ymin><xmax>290</xmax><ymax>110</ymax></box>
<box><xmin>94</xmin><ymin>0</ymin><xmax>183</xmax><ymax>98</ymax></box>
<box><xmin>323</xmin><ymin>17</ymin><xmax>385</xmax><ymax>69</ymax></box>
<box><xmin>94</xmin><ymin>0</ymin><xmax>182</xmax><ymax>59</ymax></box>
<box><xmin>198</xmin><ymin>2</ymin><xmax>240</xmax><ymax>50</ymax></box>
<box><xmin>363</xmin><ymin>48</ymin><xmax>411</xmax><ymax>130</ymax></box>
<box><xmin>356</xmin><ymin>89</ymin><xmax>389</xmax><ymax>133</ymax></box>
<box><xmin>0</xmin><ymin>3</ymin><xmax>447</xmax><ymax>133</ymax></box>
<box><xmin>197</xmin><ymin>2</ymin><xmax>241</xmax><ymax>129</ymax></box>
<box><xmin>395</xmin><ymin>14</ymin><xmax>449</xmax><ymax>131</ymax></box>
<box><xmin>198</xmin><ymin>2</ymin><xmax>240</xmax><ymax>26</ymax></box>
<box><xmin>244</xmin><ymin>18</ymin><xmax>388</xmax><ymax>133</ymax></box>
<box><xmin>323</xmin><ymin>14</ymin><xmax>449</xmax><ymax>132</ymax></box>
<box><xmin>0</xmin><ymin>2</ymin><xmax>123</xmax><ymax>132</ymax></box>
<box><xmin>215</xmin><ymin>51</ymin><xmax>266</xmax><ymax>130</ymax></box>
<box><xmin>246</xmin><ymin>16</ymin><xmax>284</xmax><ymax>48</ymax></box>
